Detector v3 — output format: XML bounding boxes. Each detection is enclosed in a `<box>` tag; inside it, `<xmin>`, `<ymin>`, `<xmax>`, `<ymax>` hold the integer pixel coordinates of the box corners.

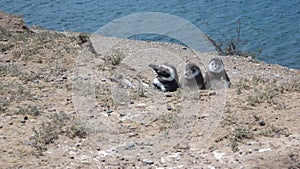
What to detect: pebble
<box><xmin>119</xmin><ymin>112</ymin><xmax>126</xmax><ymax>117</ymax></box>
<box><xmin>165</xmin><ymin>93</ymin><xmax>173</xmax><ymax>97</ymax></box>
<box><xmin>32</xmin><ymin>96</ymin><xmax>38</xmax><ymax>100</ymax></box>
<box><xmin>62</xmin><ymin>75</ymin><xmax>67</xmax><ymax>79</ymax></box>
<box><xmin>259</xmin><ymin>120</ymin><xmax>266</xmax><ymax>126</ymax></box>
<box><xmin>27</xmin><ymin>141</ymin><xmax>36</xmax><ymax>146</ymax></box>
<box><xmin>142</xmin><ymin>159</ymin><xmax>154</xmax><ymax>165</ymax></box>
<box><xmin>48</xmin><ymin>109</ymin><xmax>56</xmax><ymax>112</ymax></box>
<box><xmin>167</xmin><ymin>106</ymin><xmax>172</xmax><ymax>111</ymax></box>
<box><xmin>136</xmin><ymin>103</ymin><xmax>146</xmax><ymax>108</ymax></box>
<box><xmin>125</xmin><ymin>143</ymin><xmax>135</xmax><ymax>150</ymax></box>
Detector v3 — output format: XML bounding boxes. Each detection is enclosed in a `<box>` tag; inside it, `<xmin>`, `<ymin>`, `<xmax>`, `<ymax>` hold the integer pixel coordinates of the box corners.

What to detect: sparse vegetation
<box><xmin>95</xmin><ymin>83</ymin><xmax>114</xmax><ymax>109</ymax></box>
<box><xmin>0</xmin><ymin>98</ymin><xmax>9</xmax><ymax>113</ymax></box>
<box><xmin>0</xmin><ymin>25</ymin><xmax>11</xmax><ymax>41</ymax></box>
<box><xmin>233</xmin><ymin>76</ymin><xmax>290</xmax><ymax>107</ymax></box>
<box><xmin>153</xmin><ymin>112</ymin><xmax>181</xmax><ymax>130</ymax></box>
<box><xmin>229</xmin><ymin>126</ymin><xmax>254</xmax><ymax>152</ymax></box>
<box><xmin>0</xmin><ymin>82</ymin><xmax>32</xmax><ymax>109</ymax></box>
<box><xmin>0</xmin><ymin>64</ymin><xmax>20</xmax><ymax>77</ymax></box>
<box><xmin>17</xmin><ymin>104</ymin><xmax>40</xmax><ymax>116</ymax></box>
<box><xmin>258</xmin><ymin>125</ymin><xmax>286</xmax><ymax>137</ymax></box>
<box><xmin>104</xmin><ymin>50</ymin><xmax>125</xmax><ymax>68</ymax></box>
<box><xmin>31</xmin><ymin>112</ymin><xmax>89</xmax><ymax>155</ymax></box>
<box><xmin>206</xmin><ymin>19</ymin><xmax>260</xmax><ymax>58</ymax></box>
<box><xmin>129</xmin><ymin>82</ymin><xmax>149</xmax><ymax>99</ymax></box>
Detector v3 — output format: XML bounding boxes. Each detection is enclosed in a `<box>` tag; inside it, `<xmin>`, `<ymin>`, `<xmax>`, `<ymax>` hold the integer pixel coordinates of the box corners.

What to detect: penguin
<box><xmin>180</xmin><ymin>63</ymin><xmax>205</xmax><ymax>90</ymax></box>
<box><xmin>149</xmin><ymin>63</ymin><xmax>180</xmax><ymax>92</ymax></box>
<box><xmin>204</xmin><ymin>58</ymin><xmax>230</xmax><ymax>90</ymax></box>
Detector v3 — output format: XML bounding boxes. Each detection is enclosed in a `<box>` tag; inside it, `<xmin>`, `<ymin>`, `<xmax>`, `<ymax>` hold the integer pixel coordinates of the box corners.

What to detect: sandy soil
<box><xmin>0</xmin><ymin>11</ymin><xmax>299</xmax><ymax>169</ymax></box>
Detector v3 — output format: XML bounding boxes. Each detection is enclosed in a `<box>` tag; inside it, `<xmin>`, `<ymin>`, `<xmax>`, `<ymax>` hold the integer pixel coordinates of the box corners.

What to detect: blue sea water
<box><xmin>0</xmin><ymin>0</ymin><xmax>299</xmax><ymax>69</ymax></box>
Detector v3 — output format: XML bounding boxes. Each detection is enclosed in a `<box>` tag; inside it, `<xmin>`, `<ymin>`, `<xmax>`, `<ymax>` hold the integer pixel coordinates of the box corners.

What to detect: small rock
<box><xmin>9</xmin><ymin>122</ymin><xmax>13</xmax><ymax>125</ymax></box>
<box><xmin>28</xmin><ymin>141</ymin><xmax>37</xmax><ymax>146</ymax></box>
<box><xmin>32</xmin><ymin>96</ymin><xmax>38</xmax><ymax>100</ymax></box>
<box><xmin>141</xmin><ymin>82</ymin><xmax>149</xmax><ymax>88</ymax></box>
<box><xmin>62</xmin><ymin>75</ymin><xmax>67</xmax><ymax>79</ymax></box>
<box><xmin>24</xmin><ymin>116</ymin><xmax>28</xmax><ymax>120</ymax></box>
<box><xmin>259</xmin><ymin>120</ymin><xmax>266</xmax><ymax>126</ymax></box>
<box><xmin>125</xmin><ymin>143</ymin><xmax>135</xmax><ymax>150</ymax></box>
<box><xmin>142</xmin><ymin>159</ymin><xmax>154</xmax><ymax>165</ymax></box>
<box><xmin>34</xmin><ymin>80</ymin><xmax>39</xmax><ymax>84</ymax></box>
<box><xmin>165</xmin><ymin>93</ymin><xmax>173</xmax><ymax>97</ymax></box>
<box><xmin>119</xmin><ymin>112</ymin><xmax>126</xmax><ymax>117</ymax></box>
<box><xmin>107</xmin><ymin>110</ymin><xmax>113</xmax><ymax>114</ymax></box>
<box><xmin>167</xmin><ymin>106</ymin><xmax>172</xmax><ymax>111</ymax></box>
<box><xmin>129</xmin><ymin>132</ymin><xmax>138</xmax><ymax>137</ymax></box>
<box><xmin>136</xmin><ymin>103</ymin><xmax>146</xmax><ymax>108</ymax></box>
<box><xmin>20</xmin><ymin>120</ymin><xmax>26</xmax><ymax>124</ymax></box>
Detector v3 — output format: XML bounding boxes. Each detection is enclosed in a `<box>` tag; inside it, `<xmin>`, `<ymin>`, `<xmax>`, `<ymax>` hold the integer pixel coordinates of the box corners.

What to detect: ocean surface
<box><xmin>0</xmin><ymin>0</ymin><xmax>299</xmax><ymax>69</ymax></box>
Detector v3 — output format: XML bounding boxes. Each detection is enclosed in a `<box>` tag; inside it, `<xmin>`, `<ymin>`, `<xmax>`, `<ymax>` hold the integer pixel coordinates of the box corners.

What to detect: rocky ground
<box><xmin>0</xmin><ymin>11</ymin><xmax>299</xmax><ymax>169</ymax></box>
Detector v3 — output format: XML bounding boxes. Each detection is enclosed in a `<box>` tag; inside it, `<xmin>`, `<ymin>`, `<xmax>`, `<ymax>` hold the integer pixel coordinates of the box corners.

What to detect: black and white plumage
<box><xmin>149</xmin><ymin>63</ymin><xmax>180</xmax><ymax>92</ymax></box>
<box><xmin>204</xmin><ymin>58</ymin><xmax>230</xmax><ymax>90</ymax></box>
<box><xmin>180</xmin><ymin>63</ymin><xmax>205</xmax><ymax>90</ymax></box>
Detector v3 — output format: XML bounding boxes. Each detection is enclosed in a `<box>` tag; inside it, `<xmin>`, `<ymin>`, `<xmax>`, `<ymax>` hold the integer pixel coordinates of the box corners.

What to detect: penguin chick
<box><xmin>180</xmin><ymin>63</ymin><xmax>205</xmax><ymax>90</ymax></box>
<box><xmin>204</xmin><ymin>58</ymin><xmax>230</xmax><ymax>90</ymax></box>
<box><xmin>149</xmin><ymin>63</ymin><xmax>180</xmax><ymax>92</ymax></box>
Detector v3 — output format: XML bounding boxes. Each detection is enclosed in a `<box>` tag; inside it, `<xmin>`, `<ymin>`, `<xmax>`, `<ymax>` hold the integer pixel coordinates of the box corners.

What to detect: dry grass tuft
<box><xmin>31</xmin><ymin>112</ymin><xmax>89</xmax><ymax>155</ymax></box>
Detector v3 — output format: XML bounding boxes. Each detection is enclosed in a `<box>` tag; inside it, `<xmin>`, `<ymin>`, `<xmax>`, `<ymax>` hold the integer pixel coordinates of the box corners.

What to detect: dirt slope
<box><xmin>0</xmin><ymin>11</ymin><xmax>299</xmax><ymax>169</ymax></box>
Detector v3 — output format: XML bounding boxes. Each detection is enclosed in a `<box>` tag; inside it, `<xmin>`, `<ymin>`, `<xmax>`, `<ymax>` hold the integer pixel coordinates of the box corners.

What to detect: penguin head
<box><xmin>208</xmin><ymin>58</ymin><xmax>224</xmax><ymax>74</ymax></box>
<box><xmin>184</xmin><ymin>63</ymin><xmax>201</xmax><ymax>80</ymax></box>
<box><xmin>149</xmin><ymin>63</ymin><xmax>178</xmax><ymax>81</ymax></box>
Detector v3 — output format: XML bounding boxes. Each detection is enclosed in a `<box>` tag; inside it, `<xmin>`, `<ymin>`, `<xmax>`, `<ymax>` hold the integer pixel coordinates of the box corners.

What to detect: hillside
<box><xmin>0</xmin><ymin>11</ymin><xmax>299</xmax><ymax>168</ymax></box>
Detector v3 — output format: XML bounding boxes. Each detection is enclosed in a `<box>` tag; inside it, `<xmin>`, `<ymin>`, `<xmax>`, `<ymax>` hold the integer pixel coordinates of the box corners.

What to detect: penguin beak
<box><xmin>149</xmin><ymin>63</ymin><xmax>160</xmax><ymax>72</ymax></box>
